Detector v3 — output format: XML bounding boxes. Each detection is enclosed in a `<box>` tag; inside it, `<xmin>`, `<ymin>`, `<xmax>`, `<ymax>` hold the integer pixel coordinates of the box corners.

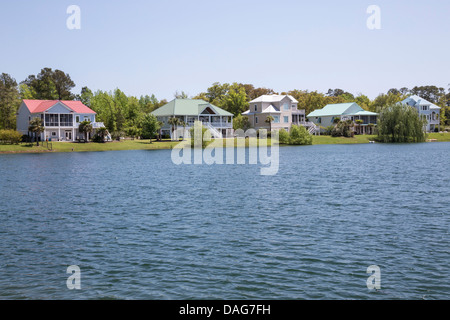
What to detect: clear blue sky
<box><xmin>1</xmin><ymin>0</ymin><xmax>449</xmax><ymax>100</ymax></box>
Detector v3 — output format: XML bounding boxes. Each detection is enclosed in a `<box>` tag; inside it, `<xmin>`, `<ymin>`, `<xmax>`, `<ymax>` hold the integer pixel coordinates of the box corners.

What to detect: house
<box><xmin>401</xmin><ymin>95</ymin><xmax>441</xmax><ymax>132</ymax></box>
<box><xmin>242</xmin><ymin>94</ymin><xmax>315</xmax><ymax>133</ymax></box>
<box><xmin>151</xmin><ymin>99</ymin><xmax>234</xmax><ymax>139</ymax></box>
<box><xmin>307</xmin><ymin>102</ymin><xmax>378</xmax><ymax>134</ymax></box>
<box><xmin>16</xmin><ymin>99</ymin><xmax>106</xmax><ymax>141</ymax></box>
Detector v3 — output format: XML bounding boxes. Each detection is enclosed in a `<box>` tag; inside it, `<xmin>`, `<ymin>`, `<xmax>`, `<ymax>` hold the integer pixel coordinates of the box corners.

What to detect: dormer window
<box><xmin>254</xmin><ymin>105</ymin><xmax>257</xmax><ymax>112</ymax></box>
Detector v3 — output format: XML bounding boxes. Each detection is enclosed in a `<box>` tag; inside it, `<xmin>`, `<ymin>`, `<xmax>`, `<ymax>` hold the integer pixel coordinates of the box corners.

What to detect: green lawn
<box><xmin>1</xmin><ymin>133</ymin><xmax>450</xmax><ymax>154</ymax></box>
<box><xmin>427</xmin><ymin>132</ymin><xmax>450</xmax><ymax>142</ymax></box>
<box><xmin>0</xmin><ymin>139</ymin><xmax>180</xmax><ymax>154</ymax></box>
<box><xmin>312</xmin><ymin>135</ymin><xmax>377</xmax><ymax>145</ymax></box>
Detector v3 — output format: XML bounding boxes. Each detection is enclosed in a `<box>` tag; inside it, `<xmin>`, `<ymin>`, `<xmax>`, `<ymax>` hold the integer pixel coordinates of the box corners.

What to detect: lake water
<box><xmin>0</xmin><ymin>143</ymin><xmax>449</xmax><ymax>300</ymax></box>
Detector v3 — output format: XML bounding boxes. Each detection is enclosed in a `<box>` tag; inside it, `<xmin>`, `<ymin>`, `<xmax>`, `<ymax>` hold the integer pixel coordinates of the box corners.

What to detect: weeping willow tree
<box><xmin>377</xmin><ymin>103</ymin><xmax>427</xmax><ymax>143</ymax></box>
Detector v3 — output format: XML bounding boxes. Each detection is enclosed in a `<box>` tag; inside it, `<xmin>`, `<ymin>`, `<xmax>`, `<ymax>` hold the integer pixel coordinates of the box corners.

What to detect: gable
<box><xmin>46</xmin><ymin>102</ymin><xmax>73</xmax><ymax>114</ymax></box>
<box><xmin>200</xmin><ymin>106</ymin><xmax>216</xmax><ymax>115</ymax></box>
<box><xmin>342</xmin><ymin>103</ymin><xmax>364</xmax><ymax>115</ymax></box>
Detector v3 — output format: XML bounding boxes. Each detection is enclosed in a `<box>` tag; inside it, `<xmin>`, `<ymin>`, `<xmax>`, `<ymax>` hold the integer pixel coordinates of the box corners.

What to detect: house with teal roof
<box><xmin>151</xmin><ymin>99</ymin><xmax>234</xmax><ymax>139</ymax></box>
<box><xmin>307</xmin><ymin>102</ymin><xmax>378</xmax><ymax>134</ymax></box>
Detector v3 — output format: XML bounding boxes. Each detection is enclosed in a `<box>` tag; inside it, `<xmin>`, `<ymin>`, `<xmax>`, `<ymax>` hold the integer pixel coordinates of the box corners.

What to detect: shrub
<box><xmin>0</xmin><ymin>130</ymin><xmax>23</xmax><ymax>144</ymax></box>
<box><xmin>289</xmin><ymin>125</ymin><xmax>313</xmax><ymax>145</ymax></box>
<box><xmin>331</xmin><ymin>121</ymin><xmax>353</xmax><ymax>137</ymax></box>
<box><xmin>278</xmin><ymin>129</ymin><xmax>290</xmax><ymax>144</ymax></box>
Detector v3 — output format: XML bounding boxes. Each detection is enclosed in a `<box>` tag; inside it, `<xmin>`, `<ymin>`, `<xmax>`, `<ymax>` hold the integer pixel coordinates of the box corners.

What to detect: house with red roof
<box><xmin>16</xmin><ymin>100</ymin><xmax>106</xmax><ymax>142</ymax></box>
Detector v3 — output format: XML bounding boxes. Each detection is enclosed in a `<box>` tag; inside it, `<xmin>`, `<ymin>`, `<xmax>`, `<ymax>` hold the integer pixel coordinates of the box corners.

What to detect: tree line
<box><xmin>1</xmin><ymin>68</ymin><xmax>450</xmax><ymax>134</ymax></box>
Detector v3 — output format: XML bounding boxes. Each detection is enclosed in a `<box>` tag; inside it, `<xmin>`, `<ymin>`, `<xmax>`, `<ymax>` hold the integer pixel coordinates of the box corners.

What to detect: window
<box><xmin>255</xmin><ymin>116</ymin><xmax>258</xmax><ymax>124</ymax></box>
<box><xmin>59</xmin><ymin>114</ymin><xmax>73</xmax><ymax>127</ymax></box>
<box><xmin>51</xmin><ymin>132</ymin><xmax>57</xmax><ymax>136</ymax></box>
<box><xmin>273</xmin><ymin>116</ymin><xmax>280</xmax><ymax>123</ymax></box>
<box><xmin>76</xmin><ymin>116</ymin><xmax>80</xmax><ymax>123</ymax></box>
<box><xmin>292</xmin><ymin>104</ymin><xmax>296</xmax><ymax>110</ymax></box>
<box><xmin>45</xmin><ymin>114</ymin><xmax>59</xmax><ymax>127</ymax></box>
<box><xmin>284</xmin><ymin>116</ymin><xmax>289</xmax><ymax>123</ymax></box>
<box><xmin>283</xmin><ymin>103</ymin><xmax>289</xmax><ymax>111</ymax></box>
<box><xmin>254</xmin><ymin>105</ymin><xmax>258</xmax><ymax>112</ymax></box>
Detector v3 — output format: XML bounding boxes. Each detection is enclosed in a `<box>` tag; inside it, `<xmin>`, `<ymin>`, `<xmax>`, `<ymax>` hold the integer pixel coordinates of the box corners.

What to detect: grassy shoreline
<box><xmin>1</xmin><ymin>133</ymin><xmax>449</xmax><ymax>154</ymax></box>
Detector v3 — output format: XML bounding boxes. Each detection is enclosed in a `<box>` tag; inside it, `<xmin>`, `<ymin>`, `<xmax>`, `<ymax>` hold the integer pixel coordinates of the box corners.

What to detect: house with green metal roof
<box><xmin>307</xmin><ymin>102</ymin><xmax>378</xmax><ymax>134</ymax></box>
<box><xmin>151</xmin><ymin>99</ymin><xmax>234</xmax><ymax>139</ymax></box>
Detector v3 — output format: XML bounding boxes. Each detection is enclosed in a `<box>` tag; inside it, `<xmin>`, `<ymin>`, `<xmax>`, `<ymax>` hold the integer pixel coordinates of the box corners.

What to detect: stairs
<box><xmin>205</xmin><ymin>123</ymin><xmax>223</xmax><ymax>139</ymax></box>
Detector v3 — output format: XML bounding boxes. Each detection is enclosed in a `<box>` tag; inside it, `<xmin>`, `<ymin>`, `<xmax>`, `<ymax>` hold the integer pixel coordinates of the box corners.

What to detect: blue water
<box><xmin>0</xmin><ymin>143</ymin><xmax>449</xmax><ymax>299</ymax></box>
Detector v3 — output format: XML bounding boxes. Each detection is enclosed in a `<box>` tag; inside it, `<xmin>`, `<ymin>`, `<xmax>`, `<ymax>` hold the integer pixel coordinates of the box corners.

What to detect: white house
<box><xmin>151</xmin><ymin>99</ymin><xmax>234</xmax><ymax>139</ymax></box>
<box><xmin>401</xmin><ymin>95</ymin><xmax>441</xmax><ymax>132</ymax></box>
<box><xmin>242</xmin><ymin>94</ymin><xmax>316</xmax><ymax>133</ymax></box>
<box><xmin>16</xmin><ymin>99</ymin><xmax>106</xmax><ymax>141</ymax></box>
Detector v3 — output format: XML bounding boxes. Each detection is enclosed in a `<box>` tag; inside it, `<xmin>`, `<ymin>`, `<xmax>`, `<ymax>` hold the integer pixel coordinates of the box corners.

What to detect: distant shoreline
<box><xmin>1</xmin><ymin>133</ymin><xmax>449</xmax><ymax>154</ymax></box>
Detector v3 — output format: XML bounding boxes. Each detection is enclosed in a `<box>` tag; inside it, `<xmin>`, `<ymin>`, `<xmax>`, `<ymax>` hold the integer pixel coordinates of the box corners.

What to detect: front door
<box><xmin>65</xmin><ymin>131</ymin><xmax>72</xmax><ymax>141</ymax></box>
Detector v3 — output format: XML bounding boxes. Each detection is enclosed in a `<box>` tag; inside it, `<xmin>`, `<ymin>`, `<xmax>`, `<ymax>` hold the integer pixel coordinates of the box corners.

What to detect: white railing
<box><xmin>206</xmin><ymin>123</ymin><xmax>223</xmax><ymax>139</ymax></box>
<box><xmin>185</xmin><ymin>121</ymin><xmax>232</xmax><ymax>128</ymax></box>
<box><xmin>92</xmin><ymin>122</ymin><xmax>106</xmax><ymax>129</ymax></box>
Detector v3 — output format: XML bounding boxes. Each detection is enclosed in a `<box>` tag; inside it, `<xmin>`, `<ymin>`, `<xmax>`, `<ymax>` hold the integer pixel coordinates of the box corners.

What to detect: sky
<box><xmin>1</xmin><ymin>0</ymin><xmax>449</xmax><ymax>100</ymax></box>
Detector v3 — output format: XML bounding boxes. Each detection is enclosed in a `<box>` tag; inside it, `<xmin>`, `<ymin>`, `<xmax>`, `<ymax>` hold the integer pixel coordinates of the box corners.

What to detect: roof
<box><xmin>307</xmin><ymin>102</ymin><xmax>378</xmax><ymax>117</ymax></box>
<box><xmin>261</xmin><ymin>104</ymin><xmax>281</xmax><ymax>113</ymax></box>
<box><xmin>23</xmin><ymin>100</ymin><xmax>96</xmax><ymax>114</ymax></box>
<box><xmin>249</xmin><ymin>94</ymin><xmax>299</xmax><ymax>104</ymax></box>
<box><xmin>151</xmin><ymin>99</ymin><xmax>233</xmax><ymax>117</ymax></box>
<box><xmin>402</xmin><ymin>95</ymin><xmax>441</xmax><ymax>110</ymax></box>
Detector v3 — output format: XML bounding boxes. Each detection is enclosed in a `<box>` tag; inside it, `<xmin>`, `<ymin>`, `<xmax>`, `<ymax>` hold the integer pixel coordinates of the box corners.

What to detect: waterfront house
<box><xmin>242</xmin><ymin>94</ymin><xmax>317</xmax><ymax>133</ymax></box>
<box><xmin>401</xmin><ymin>95</ymin><xmax>441</xmax><ymax>132</ymax></box>
<box><xmin>307</xmin><ymin>102</ymin><xmax>378</xmax><ymax>134</ymax></box>
<box><xmin>16</xmin><ymin>99</ymin><xmax>106</xmax><ymax>141</ymax></box>
<box><xmin>151</xmin><ymin>99</ymin><xmax>234</xmax><ymax>139</ymax></box>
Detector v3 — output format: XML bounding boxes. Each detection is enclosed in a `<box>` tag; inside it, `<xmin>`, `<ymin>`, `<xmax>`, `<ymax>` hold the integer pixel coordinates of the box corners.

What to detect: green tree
<box><xmin>265</xmin><ymin>115</ymin><xmax>274</xmax><ymax>133</ymax></box>
<box><xmin>233</xmin><ymin>114</ymin><xmax>251</xmax><ymax>131</ymax></box>
<box><xmin>168</xmin><ymin>117</ymin><xmax>180</xmax><ymax>140</ymax></box>
<box><xmin>174</xmin><ymin>91</ymin><xmax>189</xmax><ymax>99</ymax></box>
<box><xmin>80</xmin><ymin>87</ymin><xmax>94</xmax><ymax>107</ymax></box>
<box><xmin>0</xmin><ymin>73</ymin><xmax>20</xmax><ymax>129</ymax></box>
<box><xmin>238</xmin><ymin>83</ymin><xmax>276</xmax><ymax>101</ymax></box>
<box><xmin>95</xmin><ymin>127</ymin><xmax>109</xmax><ymax>143</ymax></box>
<box><xmin>52</xmin><ymin>69</ymin><xmax>76</xmax><ymax>100</ymax></box>
<box><xmin>370</xmin><ymin>92</ymin><xmax>405</xmax><ymax>112</ymax></box>
<box><xmin>141</xmin><ymin>114</ymin><xmax>159</xmax><ymax>142</ymax></box>
<box><xmin>28</xmin><ymin>117</ymin><xmax>44</xmax><ymax>146</ymax></box>
<box><xmin>219</xmin><ymin>83</ymin><xmax>248</xmax><ymax>116</ymax></box>
<box><xmin>22</xmin><ymin>68</ymin><xmax>75</xmax><ymax>100</ymax></box>
<box><xmin>377</xmin><ymin>103</ymin><xmax>427</xmax><ymax>143</ymax></box>
<box><xmin>78</xmin><ymin>120</ymin><xmax>93</xmax><ymax>142</ymax></box>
